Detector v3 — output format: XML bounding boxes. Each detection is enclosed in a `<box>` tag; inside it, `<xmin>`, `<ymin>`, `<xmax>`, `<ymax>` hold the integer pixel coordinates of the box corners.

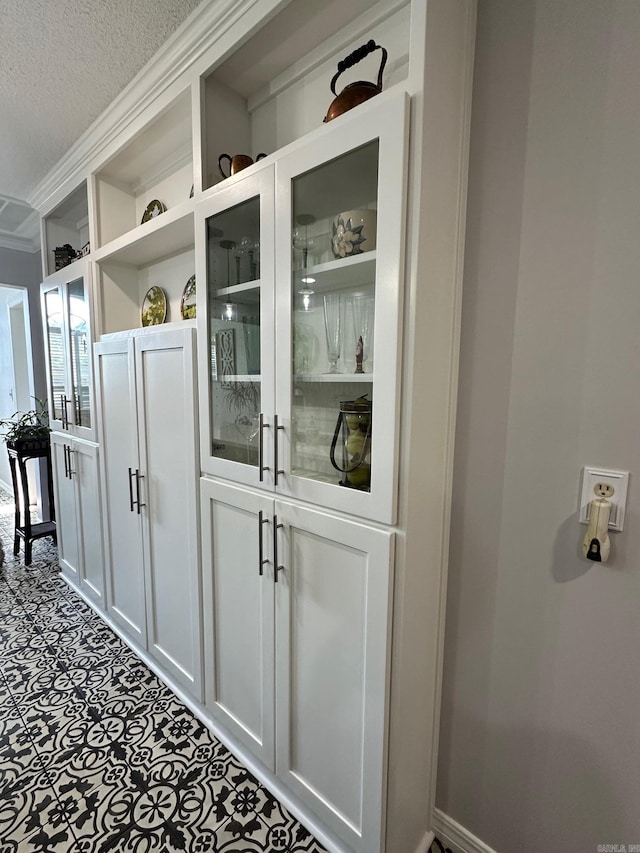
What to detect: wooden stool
<box><xmin>7</xmin><ymin>438</ymin><xmax>56</xmax><ymax>565</ymax></box>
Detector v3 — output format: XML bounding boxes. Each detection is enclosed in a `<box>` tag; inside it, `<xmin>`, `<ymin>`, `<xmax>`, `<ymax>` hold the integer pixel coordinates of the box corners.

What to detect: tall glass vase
<box><xmin>323</xmin><ymin>293</ymin><xmax>342</xmax><ymax>374</ymax></box>
<box><xmin>350</xmin><ymin>295</ymin><xmax>375</xmax><ymax>373</ymax></box>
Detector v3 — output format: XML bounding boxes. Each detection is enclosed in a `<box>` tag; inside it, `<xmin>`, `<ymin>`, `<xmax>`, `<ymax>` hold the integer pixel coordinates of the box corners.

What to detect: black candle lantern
<box><xmin>329</xmin><ymin>395</ymin><xmax>372</xmax><ymax>490</ymax></box>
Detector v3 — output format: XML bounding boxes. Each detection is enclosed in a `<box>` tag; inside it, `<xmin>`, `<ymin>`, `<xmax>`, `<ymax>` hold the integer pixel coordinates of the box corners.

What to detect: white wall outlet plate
<box><xmin>579</xmin><ymin>467</ymin><xmax>630</xmax><ymax>531</ymax></box>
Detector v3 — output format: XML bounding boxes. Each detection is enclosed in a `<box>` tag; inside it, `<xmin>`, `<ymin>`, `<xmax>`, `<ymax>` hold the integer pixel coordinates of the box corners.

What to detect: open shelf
<box><xmin>97</xmin><ymin>248</ymin><xmax>196</xmax><ymax>335</ymax></box>
<box><xmin>43</xmin><ymin>182</ymin><xmax>90</xmax><ymax>276</ymax></box>
<box><xmin>201</xmin><ymin>0</ymin><xmax>411</xmax><ymax>190</ymax></box>
<box><xmin>94</xmin><ymin>88</ymin><xmax>193</xmax><ymax>249</ymax></box>
<box><xmin>93</xmin><ymin>201</ymin><xmax>194</xmax><ymax>267</ymax></box>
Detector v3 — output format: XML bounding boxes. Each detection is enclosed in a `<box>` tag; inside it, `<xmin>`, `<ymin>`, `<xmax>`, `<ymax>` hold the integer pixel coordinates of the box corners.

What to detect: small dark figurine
<box><xmin>355</xmin><ymin>335</ymin><xmax>364</xmax><ymax>373</ymax></box>
<box><xmin>53</xmin><ymin>243</ymin><xmax>76</xmax><ymax>270</ymax></box>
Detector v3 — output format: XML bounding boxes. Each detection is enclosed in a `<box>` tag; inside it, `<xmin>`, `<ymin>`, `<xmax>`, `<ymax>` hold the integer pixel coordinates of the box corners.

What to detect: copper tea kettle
<box><xmin>323</xmin><ymin>40</ymin><xmax>387</xmax><ymax>123</ymax></box>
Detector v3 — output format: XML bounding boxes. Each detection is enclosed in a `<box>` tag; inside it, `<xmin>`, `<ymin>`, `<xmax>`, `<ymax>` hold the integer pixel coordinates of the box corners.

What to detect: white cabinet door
<box><xmin>201</xmin><ymin>477</ymin><xmax>275</xmax><ymax>768</ymax></box>
<box><xmin>72</xmin><ymin>440</ymin><xmax>105</xmax><ymax>606</ymax></box>
<box><xmin>136</xmin><ymin>328</ymin><xmax>202</xmax><ymax>699</ymax></box>
<box><xmin>274</xmin><ymin>500</ymin><xmax>394</xmax><ymax>853</ymax></box>
<box><xmin>51</xmin><ymin>433</ymin><xmax>79</xmax><ymax>580</ymax></box>
<box><xmin>94</xmin><ymin>337</ymin><xmax>146</xmax><ymax>644</ymax></box>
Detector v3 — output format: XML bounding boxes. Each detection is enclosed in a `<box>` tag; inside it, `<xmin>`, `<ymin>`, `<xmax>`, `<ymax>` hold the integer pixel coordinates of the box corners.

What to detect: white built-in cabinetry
<box><xmin>35</xmin><ymin>2</ymin><xmax>476</xmax><ymax>852</ymax></box>
<box><xmin>50</xmin><ymin>433</ymin><xmax>104</xmax><ymax>604</ymax></box>
<box><xmin>201</xmin><ymin>477</ymin><xmax>393</xmax><ymax>852</ymax></box>
<box><xmin>94</xmin><ymin>325</ymin><xmax>202</xmax><ymax>699</ymax></box>
<box><xmin>196</xmin><ymin>94</ymin><xmax>407</xmax><ymax>524</ymax></box>
<box><xmin>197</xmin><ymin>92</ymin><xmax>404</xmax><ymax>852</ymax></box>
<box><xmin>41</xmin><ymin>257</ymin><xmax>105</xmax><ymax>602</ymax></box>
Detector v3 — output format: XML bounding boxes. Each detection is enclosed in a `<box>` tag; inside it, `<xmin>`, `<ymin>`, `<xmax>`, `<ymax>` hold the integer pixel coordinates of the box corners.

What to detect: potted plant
<box><xmin>0</xmin><ymin>399</ymin><xmax>51</xmax><ymax>452</ymax></box>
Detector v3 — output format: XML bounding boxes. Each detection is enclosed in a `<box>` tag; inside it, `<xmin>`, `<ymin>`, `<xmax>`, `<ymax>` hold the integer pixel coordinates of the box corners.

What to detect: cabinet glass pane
<box><xmin>68</xmin><ymin>277</ymin><xmax>91</xmax><ymax>428</ymax></box>
<box><xmin>207</xmin><ymin>198</ymin><xmax>262</xmax><ymax>465</ymax></box>
<box><xmin>290</xmin><ymin>141</ymin><xmax>378</xmax><ymax>491</ymax></box>
<box><xmin>44</xmin><ymin>287</ymin><xmax>65</xmax><ymax>422</ymax></box>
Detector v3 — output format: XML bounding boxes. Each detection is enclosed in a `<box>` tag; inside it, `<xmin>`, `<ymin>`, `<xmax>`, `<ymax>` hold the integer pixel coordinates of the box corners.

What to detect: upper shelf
<box><xmin>293</xmin><ymin>252</ymin><xmax>376</xmax><ymax>292</ymax></box>
<box><xmin>42</xmin><ymin>182</ymin><xmax>89</xmax><ymax>277</ymax></box>
<box><xmin>94</xmin><ymin>200</ymin><xmax>194</xmax><ymax>268</ymax></box>
<box><xmin>201</xmin><ymin>0</ymin><xmax>411</xmax><ymax>191</ymax></box>
<box><xmin>94</xmin><ymin>89</ymin><xmax>193</xmax><ymax>250</ymax></box>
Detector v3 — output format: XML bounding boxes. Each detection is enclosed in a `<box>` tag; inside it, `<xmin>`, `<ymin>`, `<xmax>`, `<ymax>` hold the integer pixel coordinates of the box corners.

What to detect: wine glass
<box><xmin>219</xmin><ymin>239</ymin><xmax>236</xmax><ymax>286</ymax></box>
<box><xmin>293</xmin><ymin>214</ymin><xmax>316</xmax><ymax>269</ymax></box>
<box><xmin>239</xmin><ymin>235</ymin><xmax>253</xmax><ymax>282</ymax></box>
<box><xmin>235</xmin><ymin>412</ymin><xmax>260</xmax><ymax>463</ymax></box>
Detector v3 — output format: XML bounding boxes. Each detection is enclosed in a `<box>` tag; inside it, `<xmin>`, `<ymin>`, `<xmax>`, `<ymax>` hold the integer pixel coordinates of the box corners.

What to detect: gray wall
<box><xmin>0</xmin><ymin>247</ymin><xmax>45</xmax><ymax>401</ymax></box>
<box><xmin>437</xmin><ymin>1</ymin><xmax>640</xmax><ymax>850</ymax></box>
<box><xmin>0</xmin><ymin>248</ymin><xmax>45</xmax><ymax>494</ymax></box>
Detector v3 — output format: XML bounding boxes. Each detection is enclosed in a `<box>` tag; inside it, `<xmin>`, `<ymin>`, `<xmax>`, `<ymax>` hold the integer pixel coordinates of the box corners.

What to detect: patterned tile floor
<box><xmin>0</xmin><ymin>489</ymin><xmax>327</xmax><ymax>853</ymax></box>
<box><xmin>0</xmin><ymin>490</ymin><xmax>449</xmax><ymax>853</ymax></box>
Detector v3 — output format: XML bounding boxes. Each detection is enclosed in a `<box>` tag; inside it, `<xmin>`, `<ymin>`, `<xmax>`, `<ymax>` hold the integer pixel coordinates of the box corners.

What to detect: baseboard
<box><xmin>433</xmin><ymin>809</ymin><xmax>498</xmax><ymax>853</ymax></box>
<box><xmin>416</xmin><ymin>830</ymin><xmax>435</xmax><ymax>853</ymax></box>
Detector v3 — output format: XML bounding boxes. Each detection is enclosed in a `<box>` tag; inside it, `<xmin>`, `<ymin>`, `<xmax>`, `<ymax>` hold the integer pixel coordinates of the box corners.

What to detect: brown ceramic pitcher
<box><xmin>218</xmin><ymin>152</ymin><xmax>267</xmax><ymax>178</ymax></box>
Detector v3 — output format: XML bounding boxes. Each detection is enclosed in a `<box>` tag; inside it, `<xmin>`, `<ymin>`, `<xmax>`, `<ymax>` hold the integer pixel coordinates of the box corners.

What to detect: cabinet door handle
<box><xmin>128</xmin><ymin>467</ymin><xmax>135</xmax><ymax>512</ymax></box>
<box><xmin>273</xmin><ymin>514</ymin><xmax>285</xmax><ymax>583</ymax></box>
<box><xmin>63</xmin><ymin>394</ymin><xmax>72</xmax><ymax>429</ymax></box>
<box><xmin>63</xmin><ymin>444</ymin><xmax>70</xmax><ymax>479</ymax></box>
<box><xmin>258</xmin><ymin>510</ymin><xmax>269</xmax><ymax>576</ymax></box>
<box><xmin>273</xmin><ymin>415</ymin><xmax>285</xmax><ymax>486</ymax></box>
<box><xmin>259</xmin><ymin>413</ymin><xmax>269</xmax><ymax>482</ymax></box>
<box><xmin>135</xmin><ymin>469</ymin><xmax>146</xmax><ymax>514</ymax></box>
<box><xmin>67</xmin><ymin>447</ymin><xmax>75</xmax><ymax>478</ymax></box>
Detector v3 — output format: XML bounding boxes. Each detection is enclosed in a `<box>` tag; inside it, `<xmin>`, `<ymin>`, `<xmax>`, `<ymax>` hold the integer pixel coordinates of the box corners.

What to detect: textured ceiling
<box><xmin>0</xmin><ymin>0</ymin><xmax>202</xmax><ymax>248</ymax></box>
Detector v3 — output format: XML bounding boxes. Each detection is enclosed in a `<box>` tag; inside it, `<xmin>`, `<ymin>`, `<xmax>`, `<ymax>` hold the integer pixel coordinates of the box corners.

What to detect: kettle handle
<box><xmin>329</xmin><ymin>40</ymin><xmax>388</xmax><ymax>96</ymax></box>
<box><xmin>218</xmin><ymin>153</ymin><xmax>232</xmax><ymax>178</ymax></box>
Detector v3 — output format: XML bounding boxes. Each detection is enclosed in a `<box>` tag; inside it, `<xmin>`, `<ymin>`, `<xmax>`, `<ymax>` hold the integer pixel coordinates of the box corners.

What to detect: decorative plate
<box><xmin>181</xmin><ymin>275</ymin><xmax>196</xmax><ymax>319</ymax></box>
<box><xmin>141</xmin><ymin>199</ymin><xmax>167</xmax><ymax>224</ymax></box>
<box><xmin>141</xmin><ymin>286</ymin><xmax>167</xmax><ymax>327</ymax></box>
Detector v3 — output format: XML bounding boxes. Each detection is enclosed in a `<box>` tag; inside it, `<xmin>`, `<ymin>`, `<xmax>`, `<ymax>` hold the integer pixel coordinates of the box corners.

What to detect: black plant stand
<box><xmin>7</xmin><ymin>438</ymin><xmax>56</xmax><ymax>565</ymax></box>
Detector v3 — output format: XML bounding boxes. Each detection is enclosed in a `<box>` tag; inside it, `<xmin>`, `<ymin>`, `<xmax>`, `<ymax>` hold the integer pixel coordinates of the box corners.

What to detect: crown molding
<box><xmin>28</xmin><ymin>0</ymin><xmax>276</xmax><ymax>214</ymax></box>
<box><xmin>0</xmin><ymin>232</ymin><xmax>40</xmax><ymax>253</ymax></box>
<box><xmin>0</xmin><ymin>207</ymin><xmax>41</xmax><ymax>253</ymax></box>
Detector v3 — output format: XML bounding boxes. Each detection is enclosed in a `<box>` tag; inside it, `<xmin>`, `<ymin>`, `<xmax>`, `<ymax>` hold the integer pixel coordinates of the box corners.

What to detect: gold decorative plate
<box><xmin>181</xmin><ymin>275</ymin><xmax>196</xmax><ymax>319</ymax></box>
<box><xmin>141</xmin><ymin>199</ymin><xmax>167</xmax><ymax>224</ymax></box>
<box><xmin>141</xmin><ymin>286</ymin><xmax>167</xmax><ymax>327</ymax></box>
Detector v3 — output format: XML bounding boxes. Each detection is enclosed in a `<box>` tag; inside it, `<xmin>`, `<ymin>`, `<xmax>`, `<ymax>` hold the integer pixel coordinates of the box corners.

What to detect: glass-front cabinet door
<box><xmin>41</xmin><ymin>259</ymin><xmax>96</xmax><ymax>441</ymax></box>
<box><xmin>275</xmin><ymin>93</ymin><xmax>409</xmax><ymax>524</ymax></box>
<box><xmin>67</xmin><ymin>276</ymin><xmax>92</xmax><ymax>432</ymax></box>
<box><xmin>197</xmin><ymin>94</ymin><xmax>408</xmax><ymax>523</ymax></box>
<box><xmin>196</xmin><ymin>167</ymin><xmax>275</xmax><ymax>487</ymax></box>
<box><xmin>43</xmin><ymin>283</ymin><xmax>68</xmax><ymax>430</ymax></box>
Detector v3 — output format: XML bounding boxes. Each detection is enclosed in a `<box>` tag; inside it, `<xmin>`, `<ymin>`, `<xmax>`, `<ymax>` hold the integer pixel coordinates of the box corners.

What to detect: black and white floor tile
<box><xmin>0</xmin><ymin>490</ymin><xmax>326</xmax><ymax>853</ymax></box>
<box><xmin>0</xmin><ymin>489</ymin><xmax>448</xmax><ymax>853</ymax></box>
